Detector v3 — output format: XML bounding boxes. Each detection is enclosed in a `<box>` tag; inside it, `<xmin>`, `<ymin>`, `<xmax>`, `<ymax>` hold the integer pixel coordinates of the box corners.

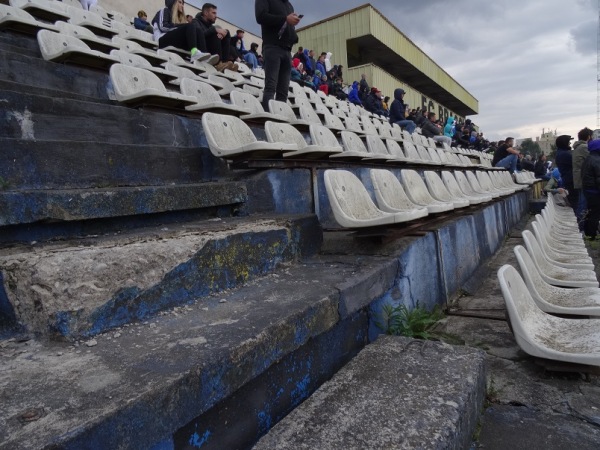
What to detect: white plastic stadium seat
<box><xmin>201</xmin><ymin>112</ymin><xmax>297</xmax><ymax>159</ymax></box>
<box><xmin>400</xmin><ymin>170</ymin><xmax>454</xmax><ymax>214</ymax></box>
<box><xmin>513</xmin><ymin>246</ymin><xmax>600</xmax><ymax>316</ymax></box>
<box><xmin>56</xmin><ymin>21</ymin><xmax>119</xmax><ymax>54</ymax></box>
<box><xmin>264</xmin><ymin>122</ymin><xmax>342</xmax><ymax>159</ymax></box>
<box><xmin>113</xmin><ymin>37</ymin><xmax>167</xmax><ymax>67</ymax></box>
<box><xmin>0</xmin><ymin>4</ymin><xmax>58</xmax><ymax>35</ymax></box>
<box><xmin>230</xmin><ymin>91</ymin><xmax>285</xmax><ymax>124</ymax></box>
<box><xmin>339</xmin><ymin>131</ymin><xmax>388</xmax><ymax>162</ymax></box>
<box><xmin>498</xmin><ymin>264</ymin><xmax>600</xmax><ymax>366</ymax></box>
<box><xmin>530</xmin><ymin>222</ymin><xmax>593</xmax><ymax>265</ymax></box>
<box><xmin>67</xmin><ymin>6</ymin><xmax>119</xmax><ymax>39</ymax></box>
<box><xmin>268</xmin><ymin>100</ymin><xmax>311</xmax><ymax>129</ymax></box>
<box><xmin>520</xmin><ymin>232</ymin><xmax>598</xmax><ymax>288</ymax></box>
<box><xmin>109</xmin><ymin>64</ymin><xmax>197</xmax><ymax>109</ymax></box>
<box><xmin>324</xmin><ymin>170</ymin><xmax>407</xmax><ymax>228</ymax></box>
<box><xmin>369</xmin><ymin>169</ymin><xmax>429</xmax><ymax>220</ymax></box>
<box><xmin>111</xmin><ymin>50</ymin><xmax>179</xmax><ymax>84</ymax></box>
<box><xmin>180</xmin><ymin>78</ymin><xmax>250</xmax><ymax>115</ymax></box>
<box><xmin>10</xmin><ymin>0</ymin><xmax>69</xmax><ymax>22</ymax></box>
<box><xmin>423</xmin><ymin>171</ymin><xmax>469</xmax><ymax>208</ymax></box>
<box><xmin>466</xmin><ymin>171</ymin><xmax>500</xmax><ymax>198</ymax></box>
<box><xmin>522</xmin><ymin>230</ymin><xmax>594</xmax><ymax>271</ymax></box>
<box><xmin>37</xmin><ymin>29</ymin><xmax>118</xmax><ymax>69</ymax></box>
<box><xmin>440</xmin><ymin>171</ymin><xmax>489</xmax><ymax>204</ymax></box>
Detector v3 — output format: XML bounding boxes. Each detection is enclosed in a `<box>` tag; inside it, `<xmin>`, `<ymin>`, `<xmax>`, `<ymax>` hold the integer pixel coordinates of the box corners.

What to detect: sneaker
<box><xmin>206</xmin><ymin>54</ymin><xmax>220</xmax><ymax>66</ymax></box>
<box><xmin>190</xmin><ymin>51</ymin><xmax>210</xmax><ymax>63</ymax></box>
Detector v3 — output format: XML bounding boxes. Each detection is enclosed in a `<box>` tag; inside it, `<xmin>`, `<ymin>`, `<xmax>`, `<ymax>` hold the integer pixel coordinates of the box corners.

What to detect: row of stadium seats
<box><xmin>498</xmin><ymin>194</ymin><xmax>600</xmax><ymax>367</ymax></box>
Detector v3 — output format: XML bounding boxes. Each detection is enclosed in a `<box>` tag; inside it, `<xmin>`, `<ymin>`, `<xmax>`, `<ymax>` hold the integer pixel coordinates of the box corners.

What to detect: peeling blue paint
<box><xmin>290</xmin><ymin>374</ymin><xmax>311</xmax><ymax>407</ymax></box>
<box><xmin>257</xmin><ymin>410</ymin><xmax>272</xmax><ymax>435</ymax></box>
<box><xmin>189</xmin><ymin>429</ymin><xmax>211</xmax><ymax>448</ymax></box>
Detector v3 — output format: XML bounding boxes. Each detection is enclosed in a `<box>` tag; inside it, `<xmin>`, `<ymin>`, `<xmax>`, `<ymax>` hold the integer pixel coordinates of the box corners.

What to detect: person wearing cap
<box><xmin>364</xmin><ymin>87</ymin><xmax>386</xmax><ymax>116</ymax></box>
<box><xmin>555</xmin><ymin>134</ymin><xmax>577</xmax><ymax>209</ymax></box>
<box><xmin>389</xmin><ymin>88</ymin><xmax>416</xmax><ymax>134</ymax></box>
<box><xmin>572</xmin><ymin>127</ymin><xmax>593</xmax><ymax>231</ymax></box>
<box><xmin>581</xmin><ymin>139</ymin><xmax>600</xmax><ymax>239</ymax></box>
<box><xmin>492</xmin><ymin>137</ymin><xmax>520</xmax><ymax>173</ymax></box>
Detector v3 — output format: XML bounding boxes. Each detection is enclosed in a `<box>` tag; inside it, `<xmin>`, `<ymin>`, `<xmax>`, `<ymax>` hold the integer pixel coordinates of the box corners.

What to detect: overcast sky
<box><xmin>190</xmin><ymin>0</ymin><xmax>597</xmax><ymax>142</ymax></box>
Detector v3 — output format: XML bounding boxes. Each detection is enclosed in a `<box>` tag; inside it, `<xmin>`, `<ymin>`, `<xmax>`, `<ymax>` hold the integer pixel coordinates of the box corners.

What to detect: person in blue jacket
<box><xmin>348</xmin><ymin>81</ymin><xmax>362</xmax><ymax>105</ymax></box>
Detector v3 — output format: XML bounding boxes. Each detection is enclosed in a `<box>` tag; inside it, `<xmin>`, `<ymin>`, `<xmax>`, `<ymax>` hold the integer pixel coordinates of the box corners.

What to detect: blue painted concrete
<box><xmin>244</xmin><ymin>169</ymin><xmax>314</xmax><ymax>215</ymax></box>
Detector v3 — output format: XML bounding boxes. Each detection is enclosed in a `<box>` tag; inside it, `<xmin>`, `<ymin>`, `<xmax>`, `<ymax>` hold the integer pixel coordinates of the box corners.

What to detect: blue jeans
<box><xmin>393</xmin><ymin>120</ymin><xmax>416</xmax><ymax>134</ymax></box>
<box><xmin>495</xmin><ymin>153</ymin><xmax>518</xmax><ymax>173</ymax></box>
<box><xmin>244</xmin><ymin>52</ymin><xmax>259</xmax><ymax>70</ymax></box>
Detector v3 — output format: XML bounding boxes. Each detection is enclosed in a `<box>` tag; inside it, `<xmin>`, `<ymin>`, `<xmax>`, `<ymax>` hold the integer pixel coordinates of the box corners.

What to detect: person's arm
<box><xmin>256</xmin><ymin>0</ymin><xmax>298</xmax><ymax>27</ymax></box>
<box><xmin>506</xmin><ymin>146</ymin><xmax>520</xmax><ymax>155</ymax></box>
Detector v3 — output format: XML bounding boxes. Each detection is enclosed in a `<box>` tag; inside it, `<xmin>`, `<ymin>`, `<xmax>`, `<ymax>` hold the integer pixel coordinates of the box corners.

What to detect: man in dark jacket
<box><xmin>555</xmin><ymin>134</ymin><xmax>577</xmax><ymax>210</ymax></box>
<box><xmin>388</xmin><ymin>88</ymin><xmax>415</xmax><ymax>134</ymax></box>
<box><xmin>364</xmin><ymin>88</ymin><xmax>385</xmax><ymax>115</ymax></box>
<box><xmin>421</xmin><ymin>112</ymin><xmax>451</xmax><ymax>146</ymax></box>
<box><xmin>573</xmin><ymin>127</ymin><xmax>593</xmax><ymax>230</ymax></box>
<box><xmin>194</xmin><ymin>3</ymin><xmax>234</xmax><ymax>71</ymax></box>
<box><xmin>255</xmin><ymin>0</ymin><xmax>300</xmax><ymax>110</ymax></box>
<box><xmin>492</xmin><ymin>137</ymin><xmax>520</xmax><ymax>173</ymax></box>
<box><xmin>358</xmin><ymin>74</ymin><xmax>369</xmax><ymax>101</ymax></box>
<box><xmin>581</xmin><ymin>139</ymin><xmax>600</xmax><ymax>239</ymax></box>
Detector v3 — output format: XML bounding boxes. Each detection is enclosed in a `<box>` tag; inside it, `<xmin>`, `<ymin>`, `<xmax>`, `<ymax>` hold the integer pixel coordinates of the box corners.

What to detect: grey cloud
<box><xmin>570</xmin><ymin>20</ymin><xmax>597</xmax><ymax>55</ymax></box>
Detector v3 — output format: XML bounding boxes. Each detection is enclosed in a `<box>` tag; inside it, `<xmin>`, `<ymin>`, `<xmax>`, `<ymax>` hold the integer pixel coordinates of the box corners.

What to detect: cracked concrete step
<box><xmin>0</xmin><ymin>251</ymin><xmax>392</xmax><ymax>449</ymax></box>
<box><xmin>0</xmin><ymin>138</ymin><xmax>230</xmax><ymax>190</ymax></box>
<box><xmin>0</xmin><ymin>88</ymin><xmax>207</xmax><ymax>146</ymax></box>
<box><xmin>0</xmin><ymin>182</ymin><xmax>247</xmax><ymax>226</ymax></box>
<box><xmin>253</xmin><ymin>335</ymin><xmax>487</xmax><ymax>450</ymax></box>
<box><xmin>0</xmin><ymin>215</ymin><xmax>321</xmax><ymax>338</ymax></box>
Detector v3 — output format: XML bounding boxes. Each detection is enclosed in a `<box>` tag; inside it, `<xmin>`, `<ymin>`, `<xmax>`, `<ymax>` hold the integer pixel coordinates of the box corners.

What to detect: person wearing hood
<box><xmin>443</xmin><ymin>117</ymin><xmax>455</xmax><ymax>139</ymax></box>
<box><xmin>315</xmin><ymin>54</ymin><xmax>327</xmax><ymax>78</ymax></box>
<box><xmin>581</xmin><ymin>139</ymin><xmax>600</xmax><ymax>239</ymax></box>
<box><xmin>388</xmin><ymin>88</ymin><xmax>415</xmax><ymax>134</ymax></box>
<box><xmin>573</xmin><ymin>127</ymin><xmax>593</xmax><ymax>230</ymax></box>
<box><xmin>324</xmin><ymin>52</ymin><xmax>332</xmax><ymax>72</ymax></box>
<box><xmin>555</xmin><ymin>134</ymin><xmax>577</xmax><ymax>210</ymax></box>
<box><xmin>348</xmin><ymin>81</ymin><xmax>362</xmax><ymax>105</ymax></box>
<box><xmin>255</xmin><ymin>0</ymin><xmax>300</xmax><ymax>110</ymax></box>
<box><xmin>544</xmin><ymin>168</ymin><xmax>564</xmax><ymax>194</ymax></box>
<box><xmin>152</xmin><ymin>0</ymin><xmax>215</xmax><ymax>63</ymax></box>
<box><xmin>303</xmin><ymin>48</ymin><xmax>314</xmax><ymax>75</ymax></box>
<box><xmin>244</xmin><ymin>42</ymin><xmax>261</xmax><ymax>70</ymax></box>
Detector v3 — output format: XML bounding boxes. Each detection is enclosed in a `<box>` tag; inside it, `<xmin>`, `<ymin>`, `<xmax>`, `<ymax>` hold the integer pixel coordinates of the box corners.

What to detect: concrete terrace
<box><xmin>1</xmin><ymin>3</ymin><xmax>589</xmax><ymax>450</ymax></box>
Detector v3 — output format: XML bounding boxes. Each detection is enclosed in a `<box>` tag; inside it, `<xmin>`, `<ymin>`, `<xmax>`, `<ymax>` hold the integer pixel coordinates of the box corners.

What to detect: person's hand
<box><xmin>557</xmin><ymin>188</ymin><xmax>565</xmax><ymax>194</ymax></box>
<box><xmin>216</xmin><ymin>28</ymin><xmax>227</xmax><ymax>40</ymax></box>
<box><xmin>287</xmin><ymin>13</ymin><xmax>301</xmax><ymax>26</ymax></box>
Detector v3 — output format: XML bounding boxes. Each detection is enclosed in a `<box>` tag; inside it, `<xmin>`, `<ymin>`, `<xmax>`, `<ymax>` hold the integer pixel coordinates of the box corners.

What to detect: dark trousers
<box><xmin>584</xmin><ymin>192</ymin><xmax>600</xmax><ymax>238</ymax></box>
<box><xmin>204</xmin><ymin>29</ymin><xmax>230</xmax><ymax>62</ymax></box>
<box><xmin>158</xmin><ymin>23</ymin><xmax>204</xmax><ymax>51</ymax></box>
<box><xmin>262</xmin><ymin>44</ymin><xmax>292</xmax><ymax>111</ymax></box>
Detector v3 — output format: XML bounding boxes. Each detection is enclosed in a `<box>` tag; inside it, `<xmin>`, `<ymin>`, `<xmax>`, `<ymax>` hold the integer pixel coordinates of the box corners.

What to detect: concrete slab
<box><xmin>254</xmin><ymin>335</ymin><xmax>486</xmax><ymax>450</ymax></box>
<box><xmin>478</xmin><ymin>405</ymin><xmax>600</xmax><ymax>450</ymax></box>
<box><xmin>0</xmin><ymin>253</ymin><xmax>385</xmax><ymax>449</ymax></box>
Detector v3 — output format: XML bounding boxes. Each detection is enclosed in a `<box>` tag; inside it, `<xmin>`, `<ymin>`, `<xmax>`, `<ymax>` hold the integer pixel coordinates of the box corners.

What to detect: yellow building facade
<box><xmin>297</xmin><ymin>4</ymin><xmax>478</xmax><ymax>123</ymax></box>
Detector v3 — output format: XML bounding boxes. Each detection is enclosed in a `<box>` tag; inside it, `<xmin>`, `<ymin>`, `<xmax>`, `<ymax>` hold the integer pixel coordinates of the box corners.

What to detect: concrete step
<box><xmin>0</xmin><ymin>138</ymin><xmax>230</xmax><ymax>190</ymax></box>
<box><xmin>0</xmin><ymin>44</ymin><xmax>112</xmax><ymax>103</ymax></box>
<box><xmin>0</xmin><ymin>249</ymin><xmax>390</xmax><ymax>450</ymax></box>
<box><xmin>0</xmin><ymin>30</ymin><xmax>40</xmax><ymax>55</ymax></box>
<box><xmin>0</xmin><ymin>182</ymin><xmax>247</xmax><ymax>226</ymax></box>
<box><xmin>254</xmin><ymin>335</ymin><xmax>487</xmax><ymax>450</ymax></box>
<box><xmin>0</xmin><ymin>87</ymin><xmax>205</xmax><ymax>146</ymax></box>
<box><xmin>0</xmin><ymin>214</ymin><xmax>321</xmax><ymax>339</ymax></box>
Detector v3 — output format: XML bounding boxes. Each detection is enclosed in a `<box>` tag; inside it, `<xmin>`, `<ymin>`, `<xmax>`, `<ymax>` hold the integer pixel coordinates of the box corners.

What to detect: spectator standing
<box><xmin>306</xmin><ymin>49</ymin><xmax>316</xmax><ymax>75</ymax></box>
<box><xmin>388</xmin><ymin>88</ymin><xmax>415</xmax><ymax>134</ymax></box>
<box><xmin>315</xmin><ymin>54</ymin><xmax>327</xmax><ymax>78</ymax></box>
<box><xmin>359</xmin><ymin>74</ymin><xmax>369</xmax><ymax>101</ymax></box>
<box><xmin>581</xmin><ymin>139</ymin><xmax>600</xmax><ymax>239</ymax></box>
<box><xmin>256</xmin><ymin>0</ymin><xmax>300</xmax><ymax>110</ymax></box>
<box><xmin>491</xmin><ymin>137</ymin><xmax>520</xmax><ymax>173</ymax></box>
<box><xmin>134</xmin><ymin>11</ymin><xmax>154</xmax><ymax>33</ymax></box>
<box><xmin>421</xmin><ymin>112</ymin><xmax>452</xmax><ymax>146</ymax></box>
<box><xmin>303</xmin><ymin>49</ymin><xmax>313</xmax><ymax>75</ymax></box>
<box><xmin>573</xmin><ymin>127</ymin><xmax>593</xmax><ymax>230</ymax></box>
<box><xmin>555</xmin><ymin>134</ymin><xmax>578</xmax><ymax>210</ymax></box>
<box><xmin>443</xmin><ymin>117</ymin><xmax>455</xmax><ymax>139</ymax></box>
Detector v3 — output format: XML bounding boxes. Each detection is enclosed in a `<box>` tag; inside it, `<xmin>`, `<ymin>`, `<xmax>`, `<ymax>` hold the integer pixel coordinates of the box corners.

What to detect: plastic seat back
<box><xmin>268</xmin><ymin>100</ymin><xmax>298</xmax><ymax>122</ymax></box>
<box><xmin>265</xmin><ymin>121</ymin><xmax>307</xmax><ymax>148</ymax></box>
